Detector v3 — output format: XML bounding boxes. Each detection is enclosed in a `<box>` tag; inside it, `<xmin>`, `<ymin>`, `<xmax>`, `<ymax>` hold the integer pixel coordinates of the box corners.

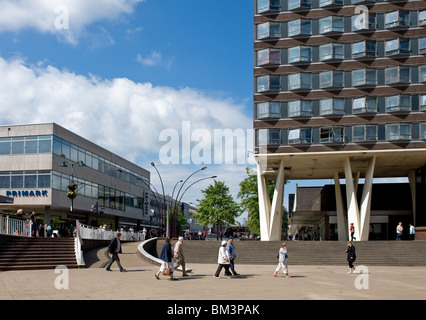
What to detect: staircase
<box><xmin>156</xmin><ymin>240</ymin><xmax>426</xmax><ymax>266</ymax></box>
<box><xmin>0</xmin><ymin>236</ymin><xmax>78</xmax><ymax>271</ymax></box>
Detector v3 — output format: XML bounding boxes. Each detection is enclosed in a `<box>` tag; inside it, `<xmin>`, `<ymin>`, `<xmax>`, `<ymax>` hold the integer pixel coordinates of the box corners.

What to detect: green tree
<box><xmin>238</xmin><ymin>167</ymin><xmax>288</xmax><ymax>237</ymax></box>
<box><xmin>195</xmin><ymin>180</ymin><xmax>240</xmax><ymax>239</ymax></box>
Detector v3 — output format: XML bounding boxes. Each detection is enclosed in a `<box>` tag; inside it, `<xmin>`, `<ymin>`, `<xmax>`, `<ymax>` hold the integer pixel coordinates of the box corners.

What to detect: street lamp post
<box><xmin>60</xmin><ymin>161</ymin><xmax>85</xmax><ymax>216</ymax></box>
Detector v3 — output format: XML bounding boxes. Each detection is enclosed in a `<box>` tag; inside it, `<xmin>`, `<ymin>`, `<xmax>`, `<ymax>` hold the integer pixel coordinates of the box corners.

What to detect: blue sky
<box><xmin>0</xmin><ymin>0</ymin><xmax>260</xmax><ymax>220</ymax></box>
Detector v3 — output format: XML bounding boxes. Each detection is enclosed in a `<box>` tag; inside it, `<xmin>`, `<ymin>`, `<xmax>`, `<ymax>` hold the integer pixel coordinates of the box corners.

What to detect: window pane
<box><xmin>0</xmin><ymin>141</ymin><xmax>11</xmax><ymax>155</ymax></box>
<box><xmin>24</xmin><ymin>175</ymin><xmax>37</xmax><ymax>188</ymax></box>
<box><xmin>39</xmin><ymin>139</ymin><xmax>52</xmax><ymax>153</ymax></box>
<box><xmin>11</xmin><ymin>141</ymin><xmax>24</xmax><ymax>154</ymax></box>
<box><xmin>11</xmin><ymin>175</ymin><xmax>23</xmax><ymax>188</ymax></box>
<box><xmin>25</xmin><ymin>140</ymin><xmax>38</xmax><ymax>154</ymax></box>
<box><xmin>38</xmin><ymin>174</ymin><xmax>51</xmax><ymax>188</ymax></box>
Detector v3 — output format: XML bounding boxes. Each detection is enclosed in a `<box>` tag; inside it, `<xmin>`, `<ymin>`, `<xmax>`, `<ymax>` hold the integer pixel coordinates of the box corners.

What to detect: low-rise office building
<box><xmin>0</xmin><ymin>123</ymin><xmax>154</xmax><ymax>235</ymax></box>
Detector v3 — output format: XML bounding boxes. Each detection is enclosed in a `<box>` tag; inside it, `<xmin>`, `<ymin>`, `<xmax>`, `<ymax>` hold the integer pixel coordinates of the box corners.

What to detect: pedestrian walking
<box><xmin>350</xmin><ymin>223</ymin><xmax>356</xmax><ymax>241</ymax></box>
<box><xmin>214</xmin><ymin>240</ymin><xmax>232</xmax><ymax>278</ymax></box>
<box><xmin>409</xmin><ymin>223</ymin><xmax>415</xmax><ymax>240</ymax></box>
<box><xmin>273</xmin><ymin>243</ymin><xmax>291</xmax><ymax>278</ymax></box>
<box><xmin>346</xmin><ymin>241</ymin><xmax>356</xmax><ymax>273</ymax></box>
<box><xmin>29</xmin><ymin>211</ymin><xmax>37</xmax><ymax>237</ymax></box>
<box><xmin>155</xmin><ymin>237</ymin><xmax>177</xmax><ymax>280</ymax></box>
<box><xmin>226</xmin><ymin>236</ymin><xmax>240</xmax><ymax>276</ymax></box>
<box><xmin>106</xmin><ymin>232</ymin><xmax>126</xmax><ymax>272</ymax></box>
<box><xmin>174</xmin><ymin>236</ymin><xmax>188</xmax><ymax>276</ymax></box>
<box><xmin>396</xmin><ymin>222</ymin><xmax>403</xmax><ymax>240</ymax></box>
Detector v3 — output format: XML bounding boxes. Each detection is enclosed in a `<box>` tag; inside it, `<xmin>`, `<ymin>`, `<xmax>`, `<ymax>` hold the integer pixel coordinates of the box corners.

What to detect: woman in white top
<box><xmin>214</xmin><ymin>240</ymin><xmax>232</xmax><ymax>278</ymax></box>
<box><xmin>274</xmin><ymin>243</ymin><xmax>291</xmax><ymax>278</ymax></box>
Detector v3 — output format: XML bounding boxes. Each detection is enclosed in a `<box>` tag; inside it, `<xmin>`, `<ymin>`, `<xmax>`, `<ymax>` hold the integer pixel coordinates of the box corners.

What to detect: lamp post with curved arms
<box><xmin>170</xmin><ymin>175</ymin><xmax>217</xmax><ymax>238</ymax></box>
<box><xmin>150</xmin><ymin>163</ymin><xmax>215</xmax><ymax>238</ymax></box>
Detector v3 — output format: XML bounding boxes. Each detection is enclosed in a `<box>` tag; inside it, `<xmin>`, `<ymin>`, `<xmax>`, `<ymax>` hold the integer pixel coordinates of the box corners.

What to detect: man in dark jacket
<box><xmin>106</xmin><ymin>232</ymin><xmax>126</xmax><ymax>272</ymax></box>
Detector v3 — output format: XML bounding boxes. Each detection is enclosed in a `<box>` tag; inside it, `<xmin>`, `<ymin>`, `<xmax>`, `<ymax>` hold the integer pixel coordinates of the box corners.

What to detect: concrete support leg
<box><xmin>334</xmin><ymin>173</ymin><xmax>347</xmax><ymax>241</ymax></box>
<box><xmin>359</xmin><ymin>156</ymin><xmax>376</xmax><ymax>241</ymax></box>
<box><xmin>408</xmin><ymin>170</ymin><xmax>417</xmax><ymax>227</ymax></box>
<box><xmin>269</xmin><ymin>160</ymin><xmax>285</xmax><ymax>241</ymax></box>
<box><xmin>344</xmin><ymin>157</ymin><xmax>361</xmax><ymax>241</ymax></box>
<box><xmin>257</xmin><ymin>160</ymin><xmax>271</xmax><ymax>241</ymax></box>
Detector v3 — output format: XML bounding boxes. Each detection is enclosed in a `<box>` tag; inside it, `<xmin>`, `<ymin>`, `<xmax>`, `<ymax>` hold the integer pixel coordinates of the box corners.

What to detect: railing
<box><xmin>77</xmin><ymin>222</ymin><xmax>146</xmax><ymax>241</ymax></box>
<box><xmin>0</xmin><ymin>215</ymin><xmax>32</xmax><ymax>237</ymax></box>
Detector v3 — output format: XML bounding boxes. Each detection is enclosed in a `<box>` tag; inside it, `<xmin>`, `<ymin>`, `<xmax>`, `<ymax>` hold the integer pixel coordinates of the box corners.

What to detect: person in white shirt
<box><xmin>409</xmin><ymin>223</ymin><xmax>415</xmax><ymax>240</ymax></box>
<box><xmin>274</xmin><ymin>243</ymin><xmax>291</xmax><ymax>278</ymax></box>
<box><xmin>214</xmin><ymin>241</ymin><xmax>232</xmax><ymax>278</ymax></box>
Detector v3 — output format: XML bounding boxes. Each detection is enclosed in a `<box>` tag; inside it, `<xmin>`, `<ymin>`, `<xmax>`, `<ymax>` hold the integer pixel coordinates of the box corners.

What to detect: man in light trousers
<box><xmin>174</xmin><ymin>236</ymin><xmax>188</xmax><ymax>276</ymax></box>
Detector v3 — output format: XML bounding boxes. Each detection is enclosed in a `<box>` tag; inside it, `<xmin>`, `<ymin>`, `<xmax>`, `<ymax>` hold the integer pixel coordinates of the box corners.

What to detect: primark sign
<box><xmin>6</xmin><ymin>190</ymin><xmax>48</xmax><ymax>197</ymax></box>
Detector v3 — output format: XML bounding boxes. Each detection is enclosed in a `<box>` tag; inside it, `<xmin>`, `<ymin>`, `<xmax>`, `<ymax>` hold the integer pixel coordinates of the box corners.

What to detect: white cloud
<box><xmin>0</xmin><ymin>55</ymin><xmax>253</xmax><ymax>201</ymax></box>
<box><xmin>0</xmin><ymin>0</ymin><xmax>144</xmax><ymax>44</ymax></box>
<box><xmin>136</xmin><ymin>51</ymin><xmax>162</xmax><ymax>66</ymax></box>
<box><xmin>136</xmin><ymin>51</ymin><xmax>175</xmax><ymax>70</ymax></box>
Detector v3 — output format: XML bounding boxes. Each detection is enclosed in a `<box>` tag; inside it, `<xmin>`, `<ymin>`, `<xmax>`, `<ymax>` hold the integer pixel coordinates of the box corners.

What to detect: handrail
<box><xmin>76</xmin><ymin>222</ymin><xmax>146</xmax><ymax>241</ymax></box>
<box><xmin>0</xmin><ymin>215</ymin><xmax>32</xmax><ymax>237</ymax></box>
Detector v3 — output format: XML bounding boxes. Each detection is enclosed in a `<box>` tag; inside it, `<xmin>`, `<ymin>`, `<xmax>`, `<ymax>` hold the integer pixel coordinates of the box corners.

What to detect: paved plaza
<box><xmin>0</xmin><ymin>242</ymin><xmax>425</xmax><ymax>301</ymax></box>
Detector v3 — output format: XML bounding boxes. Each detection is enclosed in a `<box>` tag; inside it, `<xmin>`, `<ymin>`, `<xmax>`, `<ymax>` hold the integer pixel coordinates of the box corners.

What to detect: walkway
<box><xmin>0</xmin><ymin>241</ymin><xmax>425</xmax><ymax>301</ymax></box>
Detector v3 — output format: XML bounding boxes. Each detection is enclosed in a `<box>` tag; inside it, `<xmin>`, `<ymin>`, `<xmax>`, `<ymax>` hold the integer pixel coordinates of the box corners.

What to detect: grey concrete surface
<box><xmin>0</xmin><ymin>242</ymin><xmax>425</xmax><ymax>300</ymax></box>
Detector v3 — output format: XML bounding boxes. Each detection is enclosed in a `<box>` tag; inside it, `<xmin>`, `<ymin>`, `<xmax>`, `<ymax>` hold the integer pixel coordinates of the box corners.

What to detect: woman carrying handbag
<box><xmin>155</xmin><ymin>237</ymin><xmax>178</xmax><ymax>280</ymax></box>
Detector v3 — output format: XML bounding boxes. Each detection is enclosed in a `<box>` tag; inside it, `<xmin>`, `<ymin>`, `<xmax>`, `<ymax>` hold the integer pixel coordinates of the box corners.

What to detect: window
<box><xmin>0</xmin><ymin>138</ymin><xmax>11</xmax><ymax>155</ymax></box>
<box><xmin>288</xmin><ymin>0</ymin><xmax>311</xmax><ymax>10</ymax></box>
<box><xmin>385</xmin><ymin>39</ymin><xmax>410</xmax><ymax>56</ymax></box>
<box><xmin>353</xmin><ymin>125</ymin><xmax>377</xmax><ymax>142</ymax></box>
<box><xmin>257</xmin><ymin>75</ymin><xmax>280</xmax><ymax>92</ymax></box>
<box><xmin>257</xmin><ymin>22</ymin><xmax>281</xmax><ymax>39</ymax></box>
<box><xmin>352</xmin><ymin>0</ymin><xmax>376</xmax><ymax>3</ymax></box>
<box><xmin>319</xmin><ymin>16</ymin><xmax>344</xmax><ymax>34</ymax></box>
<box><xmin>352</xmin><ymin>13</ymin><xmax>376</xmax><ymax>31</ymax></box>
<box><xmin>288</xmin><ymin>100</ymin><xmax>312</xmax><ymax>117</ymax></box>
<box><xmin>288</xmin><ymin>19</ymin><xmax>311</xmax><ymax>37</ymax></box>
<box><xmin>352</xmin><ymin>97</ymin><xmax>377</xmax><ymax>114</ymax></box>
<box><xmin>421</xmin><ymin>123</ymin><xmax>426</xmax><ymax>139</ymax></box>
<box><xmin>420</xmin><ymin>38</ymin><xmax>426</xmax><ymax>54</ymax></box>
<box><xmin>288</xmin><ymin>128</ymin><xmax>312</xmax><ymax>144</ymax></box>
<box><xmin>420</xmin><ymin>65</ymin><xmax>426</xmax><ymax>82</ymax></box>
<box><xmin>320</xmin><ymin>127</ymin><xmax>344</xmax><ymax>143</ymax></box>
<box><xmin>269</xmin><ymin>129</ymin><xmax>281</xmax><ymax>145</ymax></box>
<box><xmin>352</xmin><ymin>69</ymin><xmax>377</xmax><ymax>86</ymax></box>
<box><xmin>385</xmin><ymin>66</ymin><xmax>410</xmax><ymax>84</ymax></box>
<box><xmin>386</xmin><ymin>123</ymin><xmax>411</xmax><ymax>140</ymax></box>
<box><xmin>257</xmin><ymin>129</ymin><xmax>281</xmax><ymax>145</ymax></box>
<box><xmin>257</xmin><ymin>49</ymin><xmax>281</xmax><ymax>66</ymax></box>
<box><xmin>319</xmin><ymin>43</ymin><xmax>344</xmax><ymax>61</ymax></box>
<box><xmin>319</xmin><ymin>0</ymin><xmax>343</xmax><ymax>7</ymax></box>
<box><xmin>288</xmin><ymin>46</ymin><xmax>311</xmax><ymax>64</ymax></box>
<box><xmin>319</xmin><ymin>98</ymin><xmax>344</xmax><ymax>115</ymax></box>
<box><xmin>319</xmin><ymin>71</ymin><xmax>343</xmax><ymax>89</ymax></box>
<box><xmin>419</xmin><ymin>10</ymin><xmax>426</xmax><ymax>26</ymax></box>
<box><xmin>257</xmin><ymin>0</ymin><xmax>281</xmax><ymax>13</ymax></box>
<box><xmin>385</xmin><ymin>10</ymin><xmax>410</xmax><ymax>29</ymax></box>
<box><xmin>288</xmin><ymin>73</ymin><xmax>311</xmax><ymax>90</ymax></box>
<box><xmin>257</xmin><ymin>102</ymin><xmax>281</xmax><ymax>119</ymax></box>
<box><xmin>352</xmin><ymin>40</ymin><xmax>376</xmax><ymax>59</ymax></box>
<box><xmin>385</xmin><ymin>95</ymin><xmax>411</xmax><ymax>112</ymax></box>
<box><xmin>420</xmin><ymin>95</ymin><xmax>426</xmax><ymax>110</ymax></box>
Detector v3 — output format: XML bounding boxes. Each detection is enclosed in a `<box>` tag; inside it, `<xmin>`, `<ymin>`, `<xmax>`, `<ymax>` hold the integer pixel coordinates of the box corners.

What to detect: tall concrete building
<box><xmin>254</xmin><ymin>0</ymin><xmax>426</xmax><ymax>240</ymax></box>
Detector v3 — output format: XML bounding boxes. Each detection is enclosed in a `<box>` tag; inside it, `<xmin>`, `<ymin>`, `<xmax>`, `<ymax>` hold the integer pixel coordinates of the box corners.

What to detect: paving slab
<box><xmin>0</xmin><ymin>241</ymin><xmax>425</xmax><ymax>301</ymax></box>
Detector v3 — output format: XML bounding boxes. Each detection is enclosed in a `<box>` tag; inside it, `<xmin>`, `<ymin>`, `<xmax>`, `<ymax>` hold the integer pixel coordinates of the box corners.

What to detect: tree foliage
<box><xmin>195</xmin><ymin>180</ymin><xmax>240</xmax><ymax>234</ymax></box>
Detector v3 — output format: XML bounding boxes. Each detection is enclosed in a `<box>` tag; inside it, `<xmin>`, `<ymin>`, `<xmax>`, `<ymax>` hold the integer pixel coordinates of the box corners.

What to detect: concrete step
<box><xmin>156</xmin><ymin>240</ymin><xmax>426</xmax><ymax>266</ymax></box>
<box><xmin>0</xmin><ymin>236</ymin><xmax>78</xmax><ymax>271</ymax></box>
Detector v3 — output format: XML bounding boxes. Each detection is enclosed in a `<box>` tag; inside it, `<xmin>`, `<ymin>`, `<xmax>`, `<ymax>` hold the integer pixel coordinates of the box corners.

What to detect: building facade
<box><xmin>254</xmin><ymin>0</ymin><xmax>426</xmax><ymax>240</ymax></box>
<box><xmin>0</xmin><ymin>123</ymin><xmax>154</xmax><ymax>235</ymax></box>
